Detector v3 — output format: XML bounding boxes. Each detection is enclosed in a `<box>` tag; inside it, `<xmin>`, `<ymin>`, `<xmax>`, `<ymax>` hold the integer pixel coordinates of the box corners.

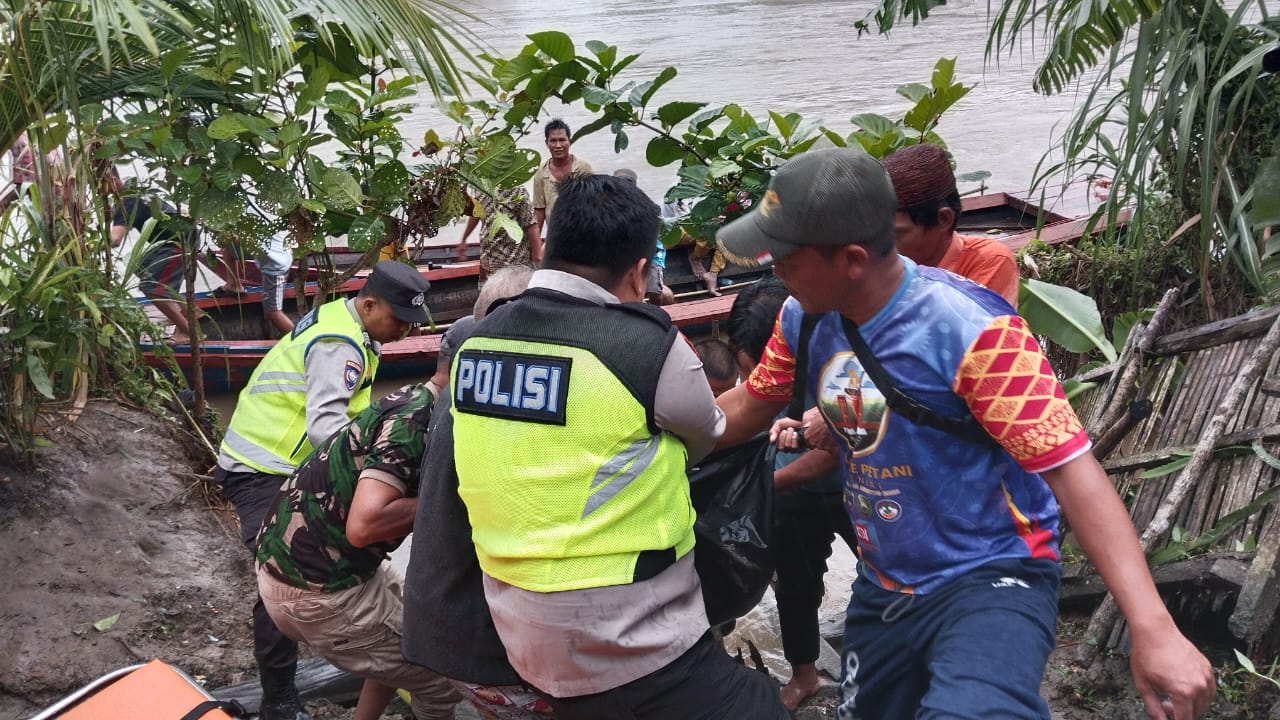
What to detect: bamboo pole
<box><xmin>1094</xmin><ymin>288</ymin><xmax>1179</xmax><ymax>435</ymax></box>
<box><xmin>1078</xmin><ymin>309</ymin><xmax>1280</xmax><ymax>661</ymax></box>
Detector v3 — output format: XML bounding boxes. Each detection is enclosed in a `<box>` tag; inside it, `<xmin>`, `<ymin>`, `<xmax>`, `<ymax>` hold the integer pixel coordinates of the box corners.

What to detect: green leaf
<box><xmin>657</xmin><ymin>101</ymin><xmax>706</xmax><ymax>128</ymax></box>
<box><xmin>160</xmin><ymin>47</ymin><xmax>191</xmax><ymax>83</ymax></box>
<box><xmin>207</xmin><ymin>115</ymin><xmax>247</xmax><ymax>140</ymax></box>
<box><xmin>1060</xmin><ymin>379</ymin><xmax>1097</xmax><ymax>401</ymax></box>
<box><xmin>614</xmin><ymin>130</ymin><xmax>629</xmax><ymax>153</ymax></box>
<box><xmin>1251</xmin><ymin>155</ymin><xmax>1280</xmax><ymax>228</ymax></box>
<box><xmin>586</xmin><ymin>41</ymin><xmax>617</xmax><ymax>68</ymax></box>
<box><xmin>708</xmin><ymin>158</ymin><xmax>742</xmax><ymax>180</ymax></box>
<box><xmin>487</xmin><ymin>211</ymin><xmax>524</xmax><ymax>244</ymax></box>
<box><xmin>465</xmin><ymin>136</ymin><xmax>541</xmax><ymax>190</ymax></box>
<box><xmin>768</xmin><ymin>111</ymin><xmax>794</xmax><ymax>139</ymax></box>
<box><xmin>1235</xmin><ymin>649</ymin><xmax>1256</xmax><ymax>674</ymax></box>
<box><xmin>259</xmin><ymin>170</ymin><xmax>302</xmax><ymax>214</ymax></box>
<box><xmin>820</xmin><ymin>128</ymin><xmax>849</xmax><ymax>148</ymax></box>
<box><xmin>529</xmin><ymin>31</ymin><xmax>575</xmax><ymax>62</ymax></box>
<box><xmin>639</xmin><ymin>67</ymin><xmax>677</xmax><ymax>107</ymax></box>
<box><xmin>93</xmin><ymin>613</ymin><xmax>121</xmax><ymax>632</ymax></box>
<box><xmin>495</xmin><ymin>54</ymin><xmax>542</xmax><ymax>90</ymax></box>
<box><xmin>1252</xmin><ymin>440</ymin><xmax>1280</xmax><ymax>471</ymax></box>
<box><xmin>850</xmin><ymin>113</ymin><xmax>898</xmax><ymax>136</ymax></box>
<box><xmin>368</xmin><ymin>161</ymin><xmax>409</xmax><ymax>203</ymax></box>
<box><xmin>1138</xmin><ymin>453</ymin><xmax>1192</xmax><ymax>479</ymax></box>
<box><xmin>315</xmin><ymin>168</ymin><xmax>364</xmax><ymax>210</ymax></box>
<box><xmin>897</xmin><ymin>82</ymin><xmax>932</xmax><ymax>103</ymax></box>
<box><xmin>197</xmin><ymin>188</ymin><xmax>247</xmax><ymax>231</ymax></box>
<box><xmin>1018</xmin><ymin>278</ymin><xmax>1117</xmax><ymax>362</ymax></box>
<box><xmin>172</xmin><ymin>165</ymin><xmax>204</xmax><ymax>185</ymax></box>
<box><xmin>646</xmin><ymin>136</ymin><xmax>686</xmax><ymax>167</ymax></box>
<box><xmin>581</xmin><ymin>86</ymin><xmax>620</xmax><ymax>108</ymax></box>
<box><xmin>26</xmin><ymin>354</ymin><xmax>55</xmax><ymax>399</ymax></box>
<box><xmin>347</xmin><ymin>214</ymin><xmax>386</xmax><ymax>251</ymax></box>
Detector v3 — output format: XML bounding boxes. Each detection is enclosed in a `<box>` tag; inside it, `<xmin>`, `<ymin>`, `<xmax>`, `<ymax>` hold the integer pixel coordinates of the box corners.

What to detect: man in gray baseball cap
<box><xmin>716</xmin><ymin>148</ymin><xmax>897</xmax><ymax>269</ymax></box>
<box><xmin>713</xmin><ymin>147</ymin><xmax>1214</xmax><ymax>719</ymax></box>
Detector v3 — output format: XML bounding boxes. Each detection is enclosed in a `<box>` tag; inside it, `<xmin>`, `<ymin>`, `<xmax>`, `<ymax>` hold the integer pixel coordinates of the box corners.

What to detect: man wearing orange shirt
<box><xmin>881</xmin><ymin>143</ymin><xmax>1020</xmax><ymax>307</ymax></box>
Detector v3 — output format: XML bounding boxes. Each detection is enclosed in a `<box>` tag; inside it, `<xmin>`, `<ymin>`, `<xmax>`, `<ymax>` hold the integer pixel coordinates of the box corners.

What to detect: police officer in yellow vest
<box><xmin>450</xmin><ymin>174</ymin><xmax>792</xmax><ymax>719</ymax></box>
<box><xmin>215</xmin><ymin>260</ymin><xmax>429</xmax><ymax>720</ymax></box>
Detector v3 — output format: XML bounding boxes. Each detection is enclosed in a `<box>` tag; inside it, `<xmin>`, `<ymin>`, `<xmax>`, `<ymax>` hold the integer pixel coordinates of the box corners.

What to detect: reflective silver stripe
<box><xmin>257</xmin><ymin>371</ymin><xmax>305</xmax><ymax>382</ymax></box>
<box><xmin>582</xmin><ymin>436</ymin><xmax>659</xmax><ymax>518</ymax></box>
<box><xmin>248</xmin><ymin>383</ymin><xmax>308</xmax><ymax>394</ymax></box>
<box><xmin>221</xmin><ymin>427</ymin><xmax>296</xmax><ymax>474</ymax></box>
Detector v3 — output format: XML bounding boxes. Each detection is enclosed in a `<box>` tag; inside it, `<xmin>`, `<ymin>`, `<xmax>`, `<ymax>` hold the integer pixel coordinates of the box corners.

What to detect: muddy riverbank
<box><xmin>2</xmin><ymin>400</ymin><xmax>1273</xmax><ymax>718</ymax></box>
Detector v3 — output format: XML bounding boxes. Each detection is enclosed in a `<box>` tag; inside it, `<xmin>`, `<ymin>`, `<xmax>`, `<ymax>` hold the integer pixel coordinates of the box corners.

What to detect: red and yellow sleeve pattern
<box><xmin>952</xmin><ymin>315</ymin><xmax>1091</xmax><ymax>473</ymax></box>
<box><xmin>746</xmin><ymin>320</ymin><xmax>796</xmax><ymax>401</ymax></box>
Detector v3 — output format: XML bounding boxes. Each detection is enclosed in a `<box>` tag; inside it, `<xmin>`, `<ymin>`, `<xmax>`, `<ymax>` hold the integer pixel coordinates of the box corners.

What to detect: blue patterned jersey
<box><xmin>747</xmin><ymin>259</ymin><xmax>1090</xmax><ymax>593</ymax></box>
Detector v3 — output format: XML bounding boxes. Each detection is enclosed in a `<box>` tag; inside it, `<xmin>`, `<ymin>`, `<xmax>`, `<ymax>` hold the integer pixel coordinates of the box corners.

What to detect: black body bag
<box><xmin>687</xmin><ymin>434</ymin><xmax>777</xmax><ymax>627</ymax></box>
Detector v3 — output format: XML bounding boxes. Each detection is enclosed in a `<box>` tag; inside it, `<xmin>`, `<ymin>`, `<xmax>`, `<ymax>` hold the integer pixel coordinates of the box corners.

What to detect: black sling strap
<box><xmin>790</xmin><ymin>313</ymin><xmax>1000</xmax><ymax>448</ymax></box>
<box><xmin>178</xmin><ymin>699</ymin><xmax>248</xmax><ymax>720</ymax></box>
<box><xmin>786</xmin><ymin>313</ymin><xmax>821</xmax><ymax>422</ymax></box>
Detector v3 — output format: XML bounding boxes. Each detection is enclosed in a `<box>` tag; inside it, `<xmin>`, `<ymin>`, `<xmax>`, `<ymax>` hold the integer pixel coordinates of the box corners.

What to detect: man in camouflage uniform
<box><xmin>256</xmin><ymin>384</ymin><xmax>461</xmax><ymax>720</ymax></box>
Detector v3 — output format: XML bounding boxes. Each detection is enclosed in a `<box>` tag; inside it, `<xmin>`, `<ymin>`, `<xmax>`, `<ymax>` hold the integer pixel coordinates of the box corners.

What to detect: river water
<box><xmin>406</xmin><ymin>0</ymin><xmax>1091</xmax><ymax>201</ymax></box>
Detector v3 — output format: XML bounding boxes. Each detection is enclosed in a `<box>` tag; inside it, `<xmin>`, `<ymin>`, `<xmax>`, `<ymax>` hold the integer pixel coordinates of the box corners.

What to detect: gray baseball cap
<box><xmin>716</xmin><ymin>148</ymin><xmax>897</xmax><ymax>267</ymax></box>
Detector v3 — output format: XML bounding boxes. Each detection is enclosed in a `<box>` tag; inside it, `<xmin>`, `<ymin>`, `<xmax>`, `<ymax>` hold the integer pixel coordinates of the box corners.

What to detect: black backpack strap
<box><xmin>787</xmin><ymin>313</ymin><xmax>821</xmax><ymax>422</ymax></box>
<box><xmin>838</xmin><ymin>315</ymin><xmax>999</xmax><ymax>448</ymax></box>
<box><xmin>179</xmin><ymin>699</ymin><xmax>248</xmax><ymax>720</ymax></box>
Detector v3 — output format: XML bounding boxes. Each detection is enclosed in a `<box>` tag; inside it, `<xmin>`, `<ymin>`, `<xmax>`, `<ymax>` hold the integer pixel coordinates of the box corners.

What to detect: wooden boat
<box><xmin>190</xmin><ymin>260</ymin><xmax>484</xmax><ymax>342</ymax></box>
<box><xmin>145</xmin><ymin>186</ymin><xmax>1120</xmax><ymax>392</ymax></box>
<box><xmin>147</xmin><ymin>292</ymin><xmax>739</xmax><ymax>392</ymax></box>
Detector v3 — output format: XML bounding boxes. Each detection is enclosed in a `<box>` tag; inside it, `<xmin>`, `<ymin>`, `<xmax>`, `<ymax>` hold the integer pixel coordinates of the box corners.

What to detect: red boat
<box><xmin>146</xmin><ymin>292</ymin><xmax>739</xmax><ymax>392</ymax></box>
<box><xmin>143</xmin><ymin>184</ymin><xmax>1122</xmax><ymax>392</ymax></box>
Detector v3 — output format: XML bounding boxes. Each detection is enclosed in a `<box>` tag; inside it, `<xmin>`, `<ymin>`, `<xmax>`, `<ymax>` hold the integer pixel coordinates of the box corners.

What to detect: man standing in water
<box><xmin>215</xmin><ymin>260</ymin><xmax>429</xmax><ymax>720</ymax></box>
<box><xmin>713</xmin><ymin>148</ymin><xmax>1215</xmax><ymax>719</ymax></box>
<box><xmin>531</xmin><ymin>119</ymin><xmax>592</xmax><ymax>236</ymax></box>
<box><xmin>104</xmin><ymin>168</ymin><xmax>199</xmax><ymax>344</ymax></box>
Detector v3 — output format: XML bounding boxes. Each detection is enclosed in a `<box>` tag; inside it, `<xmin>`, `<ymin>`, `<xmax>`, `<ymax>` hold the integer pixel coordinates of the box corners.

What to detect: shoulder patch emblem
<box><xmin>291</xmin><ymin>308</ymin><xmax>319</xmax><ymax>339</ymax></box>
<box><xmin>454</xmin><ymin>349</ymin><xmax>571</xmax><ymax>425</ymax></box>
<box><xmin>344</xmin><ymin>359</ymin><xmax>362</xmax><ymax>391</ymax></box>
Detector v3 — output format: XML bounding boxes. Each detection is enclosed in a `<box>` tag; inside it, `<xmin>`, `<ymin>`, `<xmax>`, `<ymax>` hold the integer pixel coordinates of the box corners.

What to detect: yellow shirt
<box><xmin>531</xmin><ymin>156</ymin><xmax>593</xmax><ymax>222</ymax></box>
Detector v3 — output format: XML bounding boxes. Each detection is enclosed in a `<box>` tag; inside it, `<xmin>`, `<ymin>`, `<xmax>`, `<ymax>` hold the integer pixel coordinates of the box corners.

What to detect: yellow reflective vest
<box><xmin>221</xmin><ymin>300</ymin><xmax>378</xmax><ymax>475</ymax></box>
<box><xmin>453</xmin><ymin>289</ymin><xmax>694</xmax><ymax>593</ymax></box>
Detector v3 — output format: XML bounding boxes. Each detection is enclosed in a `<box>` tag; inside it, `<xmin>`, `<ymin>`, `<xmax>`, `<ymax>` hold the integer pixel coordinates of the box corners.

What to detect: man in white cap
<box><xmin>712</xmin><ymin>148</ymin><xmax>1215</xmax><ymax>719</ymax></box>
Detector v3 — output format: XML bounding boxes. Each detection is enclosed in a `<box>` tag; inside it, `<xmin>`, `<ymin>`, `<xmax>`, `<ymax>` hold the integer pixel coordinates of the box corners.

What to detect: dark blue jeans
<box><xmin>836</xmin><ymin>558</ymin><xmax>1059</xmax><ymax>720</ymax></box>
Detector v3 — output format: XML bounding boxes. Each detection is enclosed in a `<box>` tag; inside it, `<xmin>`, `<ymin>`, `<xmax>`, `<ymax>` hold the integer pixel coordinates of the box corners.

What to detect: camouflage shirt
<box><xmin>256</xmin><ymin>384</ymin><xmax>434</xmax><ymax>592</ymax></box>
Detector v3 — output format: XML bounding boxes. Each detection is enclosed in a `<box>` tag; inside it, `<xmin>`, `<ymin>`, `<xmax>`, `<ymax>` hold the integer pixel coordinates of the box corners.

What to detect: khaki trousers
<box><xmin>258</xmin><ymin>565</ymin><xmax>461</xmax><ymax>719</ymax></box>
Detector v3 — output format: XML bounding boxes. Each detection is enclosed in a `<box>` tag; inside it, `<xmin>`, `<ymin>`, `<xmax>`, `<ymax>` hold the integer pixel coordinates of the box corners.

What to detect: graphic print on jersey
<box><xmin>817</xmin><ymin>352</ymin><xmax>887</xmax><ymax>456</ymax></box>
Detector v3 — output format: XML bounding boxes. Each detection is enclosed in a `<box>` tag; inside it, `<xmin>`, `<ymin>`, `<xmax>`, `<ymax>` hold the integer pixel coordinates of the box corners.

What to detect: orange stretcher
<box><xmin>33</xmin><ymin>659</ymin><xmax>244</xmax><ymax>720</ymax></box>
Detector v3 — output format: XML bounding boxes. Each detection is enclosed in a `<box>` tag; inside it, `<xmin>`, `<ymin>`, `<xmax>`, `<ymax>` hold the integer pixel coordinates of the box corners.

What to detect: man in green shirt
<box><xmin>256</xmin><ymin>384</ymin><xmax>461</xmax><ymax>720</ymax></box>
